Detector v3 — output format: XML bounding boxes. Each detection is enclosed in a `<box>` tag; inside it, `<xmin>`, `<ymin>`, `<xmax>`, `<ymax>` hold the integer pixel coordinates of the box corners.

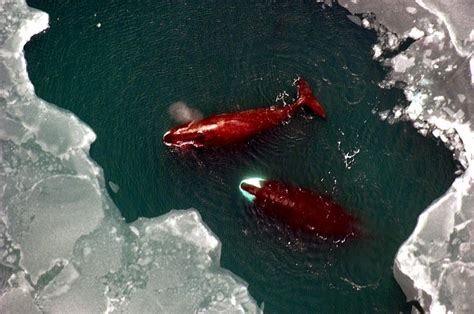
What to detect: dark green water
<box><xmin>25</xmin><ymin>1</ymin><xmax>457</xmax><ymax>312</ymax></box>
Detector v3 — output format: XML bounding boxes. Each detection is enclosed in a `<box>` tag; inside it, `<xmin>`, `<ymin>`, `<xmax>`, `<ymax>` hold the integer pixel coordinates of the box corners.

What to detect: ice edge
<box><xmin>339</xmin><ymin>0</ymin><xmax>474</xmax><ymax>312</ymax></box>
<box><xmin>0</xmin><ymin>1</ymin><xmax>261</xmax><ymax>313</ymax></box>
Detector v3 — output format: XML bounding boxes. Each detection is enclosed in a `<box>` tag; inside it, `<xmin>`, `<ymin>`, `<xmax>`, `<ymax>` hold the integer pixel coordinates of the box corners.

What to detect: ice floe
<box><xmin>0</xmin><ymin>1</ymin><xmax>260</xmax><ymax>313</ymax></box>
<box><xmin>340</xmin><ymin>0</ymin><xmax>474</xmax><ymax>312</ymax></box>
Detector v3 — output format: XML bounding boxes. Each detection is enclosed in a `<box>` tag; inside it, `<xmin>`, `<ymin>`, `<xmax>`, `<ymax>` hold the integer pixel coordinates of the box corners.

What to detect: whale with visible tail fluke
<box><xmin>163</xmin><ymin>78</ymin><xmax>325</xmax><ymax>148</ymax></box>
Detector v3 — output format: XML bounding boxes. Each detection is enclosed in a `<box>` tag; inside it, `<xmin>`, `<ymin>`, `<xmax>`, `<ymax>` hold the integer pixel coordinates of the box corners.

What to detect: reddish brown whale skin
<box><xmin>163</xmin><ymin>78</ymin><xmax>325</xmax><ymax>148</ymax></box>
<box><xmin>241</xmin><ymin>180</ymin><xmax>360</xmax><ymax>240</ymax></box>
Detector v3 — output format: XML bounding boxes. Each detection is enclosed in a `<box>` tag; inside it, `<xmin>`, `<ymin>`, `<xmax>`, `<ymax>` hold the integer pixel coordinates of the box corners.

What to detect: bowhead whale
<box><xmin>163</xmin><ymin>78</ymin><xmax>325</xmax><ymax>148</ymax></box>
<box><xmin>240</xmin><ymin>178</ymin><xmax>361</xmax><ymax>240</ymax></box>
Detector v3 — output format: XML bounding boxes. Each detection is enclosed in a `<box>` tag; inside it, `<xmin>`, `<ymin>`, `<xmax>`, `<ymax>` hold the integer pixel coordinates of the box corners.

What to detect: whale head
<box><xmin>239</xmin><ymin>177</ymin><xmax>266</xmax><ymax>201</ymax></box>
<box><xmin>163</xmin><ymin>122</ymin><xmax>206</xmax><ymax>148</ymax></box>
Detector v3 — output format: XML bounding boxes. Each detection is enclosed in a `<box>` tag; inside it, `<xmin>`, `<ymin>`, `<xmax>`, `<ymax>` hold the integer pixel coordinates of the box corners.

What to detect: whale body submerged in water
<box><xmin>240</xmin><ymin>178</ymin><xmax>361</xmax><ymax>240</ymax></box>
<box><xmin>163</xmin><ymin>78</ymin><xmax>325</xmax><ymax>148</ymax></box>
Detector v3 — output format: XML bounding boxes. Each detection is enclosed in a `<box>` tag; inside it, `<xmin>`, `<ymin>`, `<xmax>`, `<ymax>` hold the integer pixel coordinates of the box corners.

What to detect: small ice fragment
<box><xmin>408</xmin><ymin>27</ymin><xmax>424</xmax><ymax>40</ymax></box>
<box><xmin>453</xmin><ymin>109</ymin><xmax>465</xmax><ymax>120</ymax></box>
<box><xmin>96</xmin><ymin>23</ymin><xmax>101</xmax><ymax>28</ymax></box>
<box><xmin>404</xmin><ymin>92</ymin><xmax>426</xmax><ymax>120</ymax></box>
<box><xmin>129</xmin><ymin>226</ymin><xmax>140</xmax><ymax>236</ymax></box>
<box><xmin>442</xmin><ymin>107</ymin><xmax>456</xmax><ymax>117</ymax></box>
<box><xmin>6</xmin><ymin>254</ymin><xmax>15</xmax><ymax>264</ymax></box>
<box><xmin>108</xmin><ymin>181</ymin><xmax>119</xmax><ymax>193</ymax></box>
<box><xmin>372</xmin><ymin>45</ymin><xmax>382</xmax><ymax>58</ymax></box>
<box><xmin>323</xmin><ymin>0</ymin><xmax>333</xmax><ymax>7</ymax></box>
<box><xmin>439</xmin><ymin>134</ymin><xmax>448</xmax><ymax>143</ymax></box>
<box><xmin>392</xmin><ymin>55</ymin><xmax>415</xmax><ymax>73</ymax></box>
<box><xmin>386</xmin><ymin>33</ymin><xmax>399</xmax><ymax>49</ymax></box>
<box><xmin>393</xmin><ymin>108</ymin><xmax>402</xmax><ymax>119</ymax></box>
<box><xmin>346</xmin><ymin>15</ymin><xmax>361</xmax><ymax>26</ymax></box>
<box><xmin>216</xmin><ymin>292</ymin><xmax>224</xmax><ymax>301</ymax></box>
<box><xmin>433</xmin><ymin>96</ymin><xmax>445</xmax><ymax>107</ymax></box>
<box><xmin>137</xmin><ymin>256</ymin><xmax>152</xmax><ymax>266</ymax></box>
<box><xmin>361</xmin><ymin>19</ymin><xmax>370</xmax><ymax>29</ymax></box>
<box><xmin>457</xmin><ymin>94</ymin><xmax>466</xmax><ymax>103</ymax></box>
<box><xmin>418</xmin><ymin>128</ymin><xmax>428</xmax><ymax>136</ymax></box>
<box><xmin>406</xmin><ymin>7</ymin><xmax>417</xmax><ymax>14</ymax></box>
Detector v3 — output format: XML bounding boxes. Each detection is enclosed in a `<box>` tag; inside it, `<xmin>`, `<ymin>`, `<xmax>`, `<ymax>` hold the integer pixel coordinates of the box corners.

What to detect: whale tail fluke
<box><xmin>294</xmin><ymin>78</ymin><xmax>326</xmax><ymax>119</ymax></box>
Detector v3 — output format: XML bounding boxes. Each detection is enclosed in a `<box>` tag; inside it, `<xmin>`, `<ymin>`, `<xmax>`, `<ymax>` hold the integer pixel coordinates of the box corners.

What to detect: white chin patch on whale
<box><xmin>239</xmin><ymin>177</ymin><xmax>266</xmax><ymax>202</ymax></box>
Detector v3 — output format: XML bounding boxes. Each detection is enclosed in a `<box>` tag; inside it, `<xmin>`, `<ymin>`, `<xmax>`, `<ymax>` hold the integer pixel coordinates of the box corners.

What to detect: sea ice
<box><xmin>340</xmin><ymin>0</ymin><xmax>474</xmax><ymax>312</ymax></box>
<box><xmin>0</xmin><ymin>1</ymin><xmax>260</xmax><ymax>313</ymax></box>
